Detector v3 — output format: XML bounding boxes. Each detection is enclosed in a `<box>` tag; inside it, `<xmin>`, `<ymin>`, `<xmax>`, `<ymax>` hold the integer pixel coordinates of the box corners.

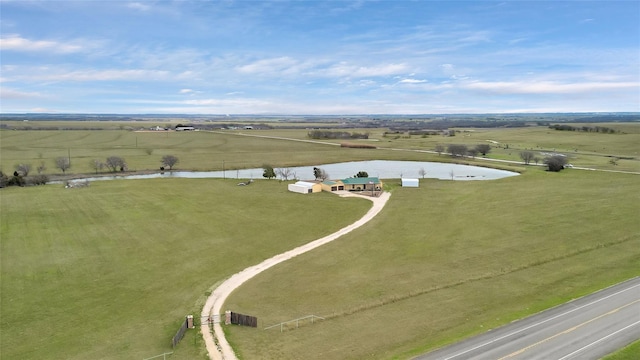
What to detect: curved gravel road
<box><xmin>201</xmin><ymin>191</ymin><xmax>391</xmax><ymax>360</ymax></box>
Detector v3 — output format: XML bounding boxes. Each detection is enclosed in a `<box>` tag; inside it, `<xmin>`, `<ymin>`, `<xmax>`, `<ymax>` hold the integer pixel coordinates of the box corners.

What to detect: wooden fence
<box><xmin>171</xmin><ymin>319</ymin><xmax>188</xmax><ymax>348</ymax></box>
<box><xmin>230</xmin><ymin>312</ymin><xmax>258</xmax><ymax>328</ymax></box>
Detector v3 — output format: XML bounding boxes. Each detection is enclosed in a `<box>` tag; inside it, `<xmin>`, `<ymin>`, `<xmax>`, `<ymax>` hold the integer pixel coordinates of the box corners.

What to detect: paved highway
<box><xmin>415</xmin><ymin>277</ymin><xmax>640</xmax><ymax>360</ymax></box>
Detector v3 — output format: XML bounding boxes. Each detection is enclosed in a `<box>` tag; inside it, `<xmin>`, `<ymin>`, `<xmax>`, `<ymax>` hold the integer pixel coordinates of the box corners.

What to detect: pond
<box><xmin>79</xmin><ymin>160</ymin><xmax>518</xmax><ymax>182</ymax></box>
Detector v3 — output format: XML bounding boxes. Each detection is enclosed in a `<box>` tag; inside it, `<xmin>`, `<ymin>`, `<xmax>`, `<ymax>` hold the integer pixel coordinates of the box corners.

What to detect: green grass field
<box><xmin>1</xmin><ymin>123</ymin><xmax>639</xmax><ymax>176</ymax></box>
<box><xmin>223</xmin><ymin>170</ymin><xmax>640</xmax><ymax>359</ymax></box>
<box><xmin>0</xmin><ymin>179</ymin><xmax>371</xmax><ymax>359</ymax></box>
<box><xmin>1</xmin><ymin>123</ymin><xmax>639</xmax><ymax>359</ymax></box>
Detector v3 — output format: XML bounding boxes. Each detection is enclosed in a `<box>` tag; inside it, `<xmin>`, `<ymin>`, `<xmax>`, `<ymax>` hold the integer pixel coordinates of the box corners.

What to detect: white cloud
<box><xmin>127</xmin><ymin>2</ymin><xmax>151</xmax><ymax>11</ymax></box>
<box><xmin>399</xmin><ymin>78</ymin><xmax>427</xmax><ymax>84</ymax></box>
<box><xmin>0</xmin><ymin>87</ymin><xmax>44</xmax><ymax>99</ymax></box>
<box><xmin>0</xmin><ymin>34</ymin><xmax>84</xmax><ymax>53</ymax></box>
<box><xmin>30</xmin><ymin>69</ymin><xmax>170</xmax><ymax>82</ymax></box>
<box><xmin>325</xmin><ymin>62</ymin><xmax>408</xmax><ymax>78</ymax></box>
<box><xmin>462</xmin><ymin>80</ymin><xmax>638</xmax><ymax>94</ymax></box>
<box><xmin>235</xmin><ymin>57</ymin><xmax>299</xmax><ymax>74</ymax></box>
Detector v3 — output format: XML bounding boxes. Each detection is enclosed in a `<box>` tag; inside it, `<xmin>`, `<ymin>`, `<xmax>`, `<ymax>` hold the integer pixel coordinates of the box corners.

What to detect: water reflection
<box><xmin>81</xmin><ymin>160</ymin><xmax>518</xmax><ymax>182</ymax></box>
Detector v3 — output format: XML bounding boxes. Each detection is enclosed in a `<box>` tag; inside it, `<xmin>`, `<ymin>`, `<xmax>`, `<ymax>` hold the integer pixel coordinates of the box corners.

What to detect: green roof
<box><xmin>340</xmin><ymin>177</ymin><xmax>381</xmax><ymax>185</ymax></box>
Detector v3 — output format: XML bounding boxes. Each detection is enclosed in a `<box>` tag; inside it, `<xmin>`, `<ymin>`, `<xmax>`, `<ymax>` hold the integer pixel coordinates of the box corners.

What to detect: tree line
<box><xmin>2</xmin><ymin>155</ymin><xmax>180</xmax><ymax>188</ymax></box>
<box><xmin>548</xmin><ymin>124</ymin><xmax>619</xmax><ymax>134</ymax></box>
<box><xmin>307</xmin><ymin>130</ymin><xmax>369</xmax><ymax>139</ymax></box>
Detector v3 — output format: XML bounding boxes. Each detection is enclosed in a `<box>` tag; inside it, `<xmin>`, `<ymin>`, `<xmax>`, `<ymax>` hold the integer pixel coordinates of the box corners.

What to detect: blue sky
<box><xmin>1</xmin><ymin>1</ymin><xmax>638</xmax><ymax>114</ymax></box>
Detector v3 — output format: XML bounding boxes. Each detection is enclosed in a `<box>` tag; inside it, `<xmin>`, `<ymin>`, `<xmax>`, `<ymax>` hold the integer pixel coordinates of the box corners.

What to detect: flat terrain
<box><xmin>1</xmin><ymin>122</ymin><xmax>639</xmax><ymax>359</ymax></box>
<box><xmin>0</xmin><ymin>179</ymin><xmax>371</xmax><ymax>359</ymax></box>
<box><xmin>223</xmin><ymin>170</ymin><xmax>639</xmax><ymax>359</ymax></box>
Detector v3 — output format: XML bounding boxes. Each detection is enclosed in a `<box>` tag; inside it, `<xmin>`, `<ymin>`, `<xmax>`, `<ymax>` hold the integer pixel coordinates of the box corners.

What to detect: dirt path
<box><xmin>200</xmin><ymin>191</ymin><xmax>391</xmax><ymax>360</ymax></box>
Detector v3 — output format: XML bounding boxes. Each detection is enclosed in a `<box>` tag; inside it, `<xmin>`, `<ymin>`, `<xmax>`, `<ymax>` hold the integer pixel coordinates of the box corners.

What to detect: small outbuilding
<box><xmin>321</xmin><ymin>180</ymin><xmax>345</xmax><ymax>192</ymax></box>
<box><xmin>401</xmin><ymin>178</ymin><xmax>419</xmax><ymax>187</ymax></box>
<box><xmin>288</xmin><ymin>181</ymin><xmax>322</xmax><ymax>194</ymax></box>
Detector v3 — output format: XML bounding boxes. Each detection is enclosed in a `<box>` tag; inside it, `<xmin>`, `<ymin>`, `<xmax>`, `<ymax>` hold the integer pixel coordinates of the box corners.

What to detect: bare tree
<box><xmin>418</xmin><ymin>168</ymin><xmax>427</xmax><ymax>178</ymax></box>
<box><xmin>467</xmin><ymin>148</ymin><xmax>479</xmax><ymax>158</ymax></box>
<box><xmin>434</xmin><ymin>144</ymin><xmax>445</xmax><ymax>156</ymax></box>
<box><xmin>447</xmin><ymin>144</ymin><xmax>468</xmax><ymax>157</ymax></box>
<box><xmin>533</xmin><ymin>157</ymin><xmax>541</xmax><ymax>165</ymax></box>
<box><xmin>55</xmin><ymin>157</ymin><xmax>71</xmax><ymax>173</ymax></box>
<box><xmin>105</xmin><ymin>156</ymin><xmax>126</xmax><ymax>172</ymax></box>
<box><xmin>520</xmin><ymin>151</ymin><xmax>535</xmax><ymax>165</ymax></box>
<box><xmin>37</xmin><ymin>161</ymin><xmax>46</xmax><ymax>174</ymax></box>
<box><xmin>313</xmin><ymin>167</ymin><xmax>329</xmax><ymax>181</ymax></box>
<box><xmin>90</xmin><ymin>159</ymin><xmax>104</xmax><ymax>174</ymax></box>
<box><xmin>475</xmin><ymin>144</ymin><xmax>491</xmax><ymax>156</ymax></box>
<box><xmin>161</xmin><ymin>155</ymin><xmax>179</xmax><ymax>170</ymax></box>
<box><xmin>15</xmin><ymin>163</ymin><xmax>32</xmax><ymax>176</ymax></box>
<box><xmin>275</xmin><ymin>167</ymin><xmax>293</xmax><ymax>181</ymax></box>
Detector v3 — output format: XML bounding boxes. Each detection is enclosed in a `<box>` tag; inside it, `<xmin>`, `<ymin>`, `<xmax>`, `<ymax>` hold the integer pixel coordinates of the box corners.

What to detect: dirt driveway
<box><xmin>200</xmin><ymin>191</ymin><xmax>391</xmax><ymax>360</ymax></box>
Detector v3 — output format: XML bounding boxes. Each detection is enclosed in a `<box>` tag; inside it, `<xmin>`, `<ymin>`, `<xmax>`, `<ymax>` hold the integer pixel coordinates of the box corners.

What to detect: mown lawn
<box><xmin>224</xmin><ymin>169</ymin><xmax>640</xmax><ymax>359</ymax></box>
<box><xmin>0</xmin><ymin>178</ymin><xmax>371</xmax><ymax>359</ymax></box>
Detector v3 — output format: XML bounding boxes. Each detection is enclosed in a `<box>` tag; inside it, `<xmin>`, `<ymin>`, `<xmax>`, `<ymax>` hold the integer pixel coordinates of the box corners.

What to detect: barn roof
<box><xmin>341</xmin><ymin>177</ymin><xmax>381</xmax><ymax>185</ymax></box>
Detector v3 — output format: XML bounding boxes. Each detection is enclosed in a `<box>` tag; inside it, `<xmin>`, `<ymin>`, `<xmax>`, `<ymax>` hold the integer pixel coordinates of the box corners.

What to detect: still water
<box><xmin>82</xmin><ymin>160</ymin><xmax>518</xmax><ymax>182</ymax></box>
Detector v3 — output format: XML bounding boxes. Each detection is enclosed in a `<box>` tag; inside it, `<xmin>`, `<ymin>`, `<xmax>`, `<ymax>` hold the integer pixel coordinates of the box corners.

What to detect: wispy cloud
<box><xmin>127</xmin><ymin>2</ymin><xmax>151</xmax><ymax>12</ymax></box>
<box><xmin>398</xmin><ymin>78</ymin><xmax>427</xmax><ymax>84</ymax></box>
<box><xmin>325</xmin><ymin>62</ymin><xmax>409</xmax><ymax>78</ymax></box>
<box><xmin>0</xmin><ymin>34</ymin><xmax>84</xmax><ymax>53</ymax></box>
<box><xmin>462</xmin><ymin>80</ymin><xmax>638</xmax><ymax>94</ymax></box>
<box><xmin>24</xmin><ymin>69</ymin><xmax>171</xmax><ymax>82</ymax></box>
<box><xmin>0</xmin><ymin>87</ymin><xmax>44</xmax><ymax>99</ymax></box>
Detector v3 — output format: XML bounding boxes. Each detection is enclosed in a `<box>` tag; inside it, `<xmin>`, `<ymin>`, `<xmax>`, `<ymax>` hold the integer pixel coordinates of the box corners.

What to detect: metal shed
<box><xmin>402</xmin><ymin>178</ymin><xmax>419</xmax><ymax>187</ymax></box>
<box><xmin>288</xmin><ymin>181</ymin><xmax>320</xmax><ymax>194</ymax></box>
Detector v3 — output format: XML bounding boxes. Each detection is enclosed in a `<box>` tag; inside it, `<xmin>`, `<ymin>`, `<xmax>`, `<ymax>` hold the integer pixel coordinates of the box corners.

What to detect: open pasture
<box><xmin>2</xmin><ymin>122</ymin><xmax>639</xmax><ymax>177</ymax></box>
<box><xmin>225</xmin><ymin>124</ymin><xmax>640</xmax><ymax>172</ymax></box>
<box><xmin>1</xmin><ymin>121</ymin><xmax>639</xmax><ymax>359</ymax></box>
<box><xmin>224</xmin><ymin>170</ymin><xmax>640</xmax><ymax>359</ymax></box>
<box><xmin>0</xmin><ymin>179</ymin><xmax>371</xmax><ymax>359</ymax></box>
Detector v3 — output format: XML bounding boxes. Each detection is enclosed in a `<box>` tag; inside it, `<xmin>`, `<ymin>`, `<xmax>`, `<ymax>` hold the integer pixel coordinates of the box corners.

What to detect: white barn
<box><xmin>401</xmin><ymin>178</ymin><xmax>419</xmax><ymax>187</ymax></box>
<box><xmin>288</xmin><ymin>181</ymin><xmax>319</xmax><ymax>194</ymax></box>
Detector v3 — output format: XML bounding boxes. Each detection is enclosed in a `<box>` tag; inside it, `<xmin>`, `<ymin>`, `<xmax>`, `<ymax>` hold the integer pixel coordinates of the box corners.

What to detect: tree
<box><xmin>55</xmin><ymin>157</ymin><xmax>71</xmax><ymax>173</ymax></box>
<box><xmin>355</xmin><ymin>171</ymin><xmax>369</xmax><ymax>178</ymax></box>
<box><xmin>447</xmin><ymin>144</ymin><xmax>468</xmax><ymax>157</ymax></box>
<box><xmin>418</xmin><ymin>168</ymin><xmax>427</xmax><ymax>178</ymax></box>
<box><xmin>29</xmin><ymin>174</ymin><xmax>48</xmax><ymax>186</ymax></box>
<box><xmin>37</xmin><ymin>161</ymin><xmax>46</xmax><ymax>174</ymax></box>
<box><xmin>105</xmin><ymin>156</ymin><xmax>125</xmax><ymax>172</ymax></box>
<box><xmin>90</xmin><ymin>159</ymin><xmax>104</xmax><ymax>174</ymax></box>
<box><xmin>161</xmin><ymin>155</ymin><xmax>179</xmax><ymax>170</ymax></box>
<box><xmin>533</xmin><ymin>157</ymin><xmax>541</xmax><ymax>165</ymax></box>
<box><xmin>15</xmin><ymin>163</ymin><xmax>32</xmax><ymax>176</ymax></box>
<box><xmin>467</xmin><ymin>148</ymin><xmax>479</xmax><ymax>158</ymax></box>
<box><xmin>520</xmin><ymin>151</ymin><xmax>535</xmax><ymax>165</ymax></box>
<box><xmin>475</xmin><ymin>144</ymin><xmax>491</xmax><ymax>156</ymax></box>
<box><xmin>275</xmin><ymin>167</ymin><xmax>293</xmax><ymax>180</ymax></box>
<box><xmin>544</xmin><ymin>155</ymin><xmax>568</xmax><ymax>172</ymax></box>
<box><xmin>262</xmin><ymin>164</ymin><xmax>276</xmax><ymax>179</ymax></box>
<box><xmin>0</xmin><ymin>171</ymin><xmax>8</xmax><ymax>188</ymax></box>
<box><xmin>434</xmin><ymin>144</ymin><xmax>445</xmax><ymax>156</ymax></box>
<box><xmin>313</xmin><ymin>167</ymin><xmax>329</xmax><ymax>180</ymax></box>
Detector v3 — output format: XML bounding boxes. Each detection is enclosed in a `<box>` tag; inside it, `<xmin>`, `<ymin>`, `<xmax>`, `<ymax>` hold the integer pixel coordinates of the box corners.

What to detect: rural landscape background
<box><xmin>1</xmin><ymin>114</ymin><xmax>638</xmax><ymax>359</ymax></box>
<box><xmin>1</xmin><ymin>0</ymin><xmax>638</xmax><ymax>359</ymax></box>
